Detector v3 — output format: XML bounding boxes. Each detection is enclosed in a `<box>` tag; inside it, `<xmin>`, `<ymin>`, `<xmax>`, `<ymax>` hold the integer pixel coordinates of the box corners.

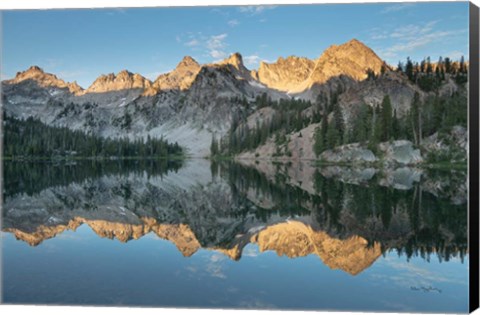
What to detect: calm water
<box><xmin>1</xmin><ymin>159</ymin><xmax>469</xmax><ymax>312</ymax></box>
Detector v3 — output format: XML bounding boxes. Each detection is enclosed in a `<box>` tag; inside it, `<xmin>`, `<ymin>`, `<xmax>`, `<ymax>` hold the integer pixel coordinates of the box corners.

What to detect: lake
<box><xmin>1</xmin><ymin>159</ymin><xmax>469</xmax><ymax>312</ymax></box>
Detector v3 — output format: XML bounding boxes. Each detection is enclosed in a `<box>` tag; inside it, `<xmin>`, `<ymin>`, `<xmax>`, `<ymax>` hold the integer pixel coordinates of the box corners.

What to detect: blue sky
<box><xmin>2</xmin><ymin>2</ymin><xmax>470</xmax><ymax>88</ymax></box>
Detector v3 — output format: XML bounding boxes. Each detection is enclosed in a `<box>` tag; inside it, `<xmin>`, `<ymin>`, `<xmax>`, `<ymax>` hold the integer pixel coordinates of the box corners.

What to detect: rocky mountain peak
<box><xmin>177</xmin><ymin>56</ymin><xmax>200</xmax><ymax>69</ymax></box>
<box><xmin>321</xmin><ymin>38</ymin><xmax>380</xmax><ymax>64</ymax></box>
<box><xmin>24</xmin><ymin>65</ymin><xmax>44</xmax><ymax>74</ymax></box>
<box><xmin>5</xmin><ymin>65</ymin><xmax>85</xmax><ymax>95</ymax></box>
<box><xmin>254</xmin><ymin>56</ymin><xmax>315</xmax><ymax>92</ymax></box>
<box><xmin>148</xmin><ymin>56</ymin><xmax>202</xmax><ymax>94</ymax></box>
<box><xmin>86</xmin><ymin>70</ymin><xmax>152</xmax><ymax>93</ymax></box>
<box><xmin>289</xmin><ymin>38</ymin><xmax>385</xmax><ymax>93</ymax></box>
<box><xmin>68</xmin><ymin>81</ymin><xmax>84</xmax><ymax>95</ymax></box>
<box><xmin>220</xmin><ymin>52</ymin><xmax>247</xmax><ymax>71</ymax></box>
<box><xmin>254</xmin><ymin>39</ymin><xmax>384</xmax><ymax>94</ymax></box>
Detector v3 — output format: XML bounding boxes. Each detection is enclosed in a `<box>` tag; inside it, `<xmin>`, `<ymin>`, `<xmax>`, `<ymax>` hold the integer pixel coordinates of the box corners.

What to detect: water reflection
<box><xmin>2</xmin><ymin>159</ymin><xmax>468</xmax><ymax>276</ymax></box>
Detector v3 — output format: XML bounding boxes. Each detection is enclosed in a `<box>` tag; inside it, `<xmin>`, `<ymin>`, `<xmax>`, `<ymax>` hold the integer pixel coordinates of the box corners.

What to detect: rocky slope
<box><xmin>4</xmin><ymin>65</ymin><xmax>84</xmax><ymax>95</ymax></box>
<box><xmin>252</xmin><ymin>39</ymin><xmax>385</xmax><ymax>99</ymax></box>
<box><xmin>148</xmin><ymin>56</ymin><xmax>201</xmax><ymax>94</ymax></box>
<box><xmin>252</xmin><ymin>56</ymin><xmax>315</xmax><ymax>92</ymax></box>
<box><xmin>3</xmin><ymin>52</ymin><xmax>289</xmax><ymax>157</ymax></box>
<box><xmin>307</xmin><ymin>39</ymin><xmax>384</xmax><ymax>85</ymax></box>
<box><xmin>85</xmin><ymin>70</ymin><xmax>152</xmax><ymax>94</ymax></box>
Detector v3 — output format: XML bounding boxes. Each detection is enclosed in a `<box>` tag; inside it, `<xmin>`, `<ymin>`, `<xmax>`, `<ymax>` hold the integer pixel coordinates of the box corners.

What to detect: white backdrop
<box><xmin>0</xmin><ymin>1</ymin><xmax>479</xmax><ymax>315</ymax></box>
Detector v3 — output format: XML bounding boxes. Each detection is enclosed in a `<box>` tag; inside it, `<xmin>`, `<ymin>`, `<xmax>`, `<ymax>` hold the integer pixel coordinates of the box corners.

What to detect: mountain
<box><xmin>252</xmin><ymin>39</ymin><xmax>385</xmax><ymax>97</ymax></box>
<box><xmin>1</xmin><ymin>39</ymin><xmax>468</xmax><ymax>158</ymax></box>
<box><xmin>218</xmin><ymin>52</ymin><xmax>251</xmax><ymax>75</ymax></box>
<box><xmin>85</xmin><ymin>70</ymin><xmax>152</xmax><ymax>93</ymax></box>
<box><xmin>252</xmin><ymin>56</ymin><xmax>315</xmax><ymax>92</ymax></box>
<box><xmin>303</xmin><ymin>39</ymin><xmax>384</xmax><ymax>87</ymax></box>
<box><xmin>147</xmin><ymin>56</ymin><xmax>201</xmax><ymax>94</ymax></box>
<box><xmin>5</xmin><ymin>66</ymin><xmax>84</xmax><ymax>95</ymax></box>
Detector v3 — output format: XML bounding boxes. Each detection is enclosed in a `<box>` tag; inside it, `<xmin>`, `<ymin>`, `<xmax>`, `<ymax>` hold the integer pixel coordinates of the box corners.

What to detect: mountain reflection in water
<box><xmin>2</xmin><ymin>159</ymin><xmax>467</xmax><ymax>276</ymax></box>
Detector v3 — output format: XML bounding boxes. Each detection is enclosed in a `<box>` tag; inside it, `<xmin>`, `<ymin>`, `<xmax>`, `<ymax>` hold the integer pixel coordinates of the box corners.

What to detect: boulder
<box><xmin>320</xmin><ymin>143</ymin><xmax>377</xmax><ymax>164</ymax></box>
<box><xmin>378</xmin><ymin>140</ymin><xmax>423</xmax><ymax>165</ymax></box>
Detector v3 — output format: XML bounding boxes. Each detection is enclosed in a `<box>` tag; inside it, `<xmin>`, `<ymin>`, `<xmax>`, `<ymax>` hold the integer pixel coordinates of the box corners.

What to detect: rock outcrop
<box><xmin>379</xmin><ymin>140</ymin><xmax>423</xmax><ymax>165</ymax></box>
<box><xmin>148</xmin><ymin>56</ymin><xmax>201</xmax><ymax>94</ymax></box>
<box><xmin>300</xmin><ymin>39</ymin><xmax>384</xmax><ymax>90</ymax></box>
<box><xmin>320</xmin><ymin>143</ymin><xmax>378</xmax><ymax>164</ymax></box>
<box><xmin>253</xmin><ymin>39</ymin><xmax>385</xmax><ymax>96</ymax></box>
<box><xmin>5</xmin><ymin>66</ymin><xmax>84</xmax><ymax>95</ymax></box>
<box><xmin>85</xmin><ymin>70</ymin><xmax>152</xmax><ymax>93</ymax></box>
<box><xmin>253</xmin><ymin>56</ymin><xmax>315</xmax><ymax>92</ymax></box>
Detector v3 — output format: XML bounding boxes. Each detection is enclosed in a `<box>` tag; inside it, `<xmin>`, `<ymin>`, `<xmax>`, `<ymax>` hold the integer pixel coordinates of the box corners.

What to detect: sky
<box><xmin>1</xmin><ymin>2</ymin><xmax>470</xmax><ymax>88</ymax></box>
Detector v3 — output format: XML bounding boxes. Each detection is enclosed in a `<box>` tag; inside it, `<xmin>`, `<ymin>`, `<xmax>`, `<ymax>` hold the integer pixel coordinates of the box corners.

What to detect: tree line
<box><xmin>4</xmin><ymin>159</ymin><xmax>183</xmax><ymax>198</ymax></box>
<box><xmin>397</xmin><ymin>56</ymin><xmax>468</xmax><ymax>91</ymax></box>
<box><xmin>3</xmin><ymin>113</ymin><xmax>183</xmax><ymax>159</ymax></box>
<box><xmin>213</xmin><ymin>94</ymin><xmax>317</xmax><ymax>156</ymax></box>
<box><xmin>314</xmin><ymin>89</ymin><xmax>466</xmax><ymax>156</ymax></box>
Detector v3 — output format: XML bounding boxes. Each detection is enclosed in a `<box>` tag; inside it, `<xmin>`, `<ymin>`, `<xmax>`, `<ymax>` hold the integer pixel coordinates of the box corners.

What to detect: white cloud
<box><xmin>381</xmin><ymin>29</ymin><xmax>465</xmax><ymax>59</ymax></box>
<box><xmin>381</xmin><ymin>3</ymin><xmax>415</xmax><ymax>14</ymax></box>
<box><xmin>374</xmin><ymin>255</ymin><xmax>468</xmax><ymax>288</ymax></box>
<box><xmin>178</xmin><ymin>32</ymin><xmax>230</xmax><ymax>62</ymax></box>
<box><xmin>370</xmin><ymin>20</ymin><xmax>467</xmax><ymax>61</ymax></box>
<box><xmin>210</xmin><ymin>49</ymin><xmax>227</xmax><ymax>59</ymax></box>
<box><xmin>238</xmin><ymin>5</ymin><xmax>277</xmax><ymax>15</ymax></box>
<box><xmin>444</xmin><ymin>50</ymin><xmax>465</xmax><ymax>60</ymax></box>
<box><xmin>207</xmin><ymin>33</ymin><xmax>228</xmax><ymax>59</ymax></box>
<box><xmin>207</xmin><ymin>33</ymin><xmax>228</xmax><ymax>49</ymax></box>
<box><xmin>228</xmin><ymin>19</ymin><xmax>239</xmax><ymax>27</ymax></box>
<box><xmin>244</xmin><ymin>55</ymin><xmax>261</xmax><ymax>67</ymax></box>
<box><xmin>105</xmin><ymin>8</ymin><xmax>127</xmax><ymax>16</ymax></box>
<box><xmin>390</xmin><ymin>21</ymin><xmax>438</xmax><ymax>39</ymax></box>
<box><xmin>205</xmin><ymin>253</ymin><xmax>227</xmax><ymax>279</ymax></box>
<box><xmin>210</xmin><ymin>8</ymin><xmax>230</xmax><ymax>17</ymax></box>
<box><xmin>185</xmin><ymin>39</ymin><xmax>199</xmax><ymax>47</ymax></box>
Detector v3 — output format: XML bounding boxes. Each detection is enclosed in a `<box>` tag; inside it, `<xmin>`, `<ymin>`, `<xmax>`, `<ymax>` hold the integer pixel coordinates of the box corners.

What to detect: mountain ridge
<box><xmin>4</xmin><ymin>38</ymin><xmax>384</xmax><ymax>96</ymax></box>
<box><xmin>2</xmin><ymin>38</ymin><xmax>467</xmax><ymax>158</ymax></box>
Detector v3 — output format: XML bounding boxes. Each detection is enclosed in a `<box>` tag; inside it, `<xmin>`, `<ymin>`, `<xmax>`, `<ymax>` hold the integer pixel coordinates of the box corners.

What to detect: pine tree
<box><xmin>381</xmin><ymin>62</ymin><xmax>388</xmax><ymax>75</ymax></box>
<box><xmin>326</xmin><ymin>119</ymin><xmax>340</xmax><ymax>149</ymax></box>
<box><xmin>396</xmin><ymin>61</ymin><xmax>403</xmax><ymax>72</ymax></box>
<box><xmin>444</xmin><ymin>57</ymin><xmax>452</xmax><ymax>74</ymax></box>
<box><xmin>352</xmin><ymin>103</ymin><xmax>370</xmax><ymax>143</ymax></box>
<box><xmin>210</xmin><ymin>134</ymin><xmax>218</xmax><ymax>157</ymax></box>
<box><xmin>405</xmin><ymin>57</ymin><xmax>414</xmax><ymax>81</ymax></box>
<box><xmin>459</xmin><ymin>55</ymin><xmax>466</xmax><ymax>73</ymax></box>
<box><xmin>332</xmin><ymin>104</ymin><xmax>344</xmax><ymax>144</ymax></box>
<box><xmin>313</xmin><ymin>126</ymin><xmax>324</xmax><ymax>157</ymax></box>
<box><xmin>410</xmin><ymin>92</ymin><xmax>422</xmax><ymax>145</ymax></box>
<box><xmin>392</xmin><ymin>109</ymin><xmax>400</xmax><ymax>140</ymax></box>
<box><xmin>380</xmin><ymin>95</ymin><xmax>393</xmax><ymax>141</ymax></box>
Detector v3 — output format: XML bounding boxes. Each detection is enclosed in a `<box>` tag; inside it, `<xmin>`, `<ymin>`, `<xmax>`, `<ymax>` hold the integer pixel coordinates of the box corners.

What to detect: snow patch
<box><xmin>249</xmin><ymin>80</ymin><xmax>266</xmax><ymax>89</ymax></box>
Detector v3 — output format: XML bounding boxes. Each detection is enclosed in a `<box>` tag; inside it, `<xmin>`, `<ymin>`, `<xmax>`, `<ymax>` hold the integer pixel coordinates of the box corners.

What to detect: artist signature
<box><xmin>410</xmin><ymin>286</ymin><xmax>442</xmax><ymax>293</ymax></box>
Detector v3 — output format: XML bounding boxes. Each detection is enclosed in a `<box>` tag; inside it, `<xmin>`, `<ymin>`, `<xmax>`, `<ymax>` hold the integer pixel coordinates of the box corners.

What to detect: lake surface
<box><xmin>1</xmin><ymin>159</ymin><xmax>469</xmax><ymax>312</ymax></box>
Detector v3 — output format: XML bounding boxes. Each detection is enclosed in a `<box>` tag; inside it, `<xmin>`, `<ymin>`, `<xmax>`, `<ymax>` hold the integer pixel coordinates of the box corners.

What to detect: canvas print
<box><xmin>0</xmin><ymin>1</ymin><xmax>477</xmax><ymax>313</ymax></box>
